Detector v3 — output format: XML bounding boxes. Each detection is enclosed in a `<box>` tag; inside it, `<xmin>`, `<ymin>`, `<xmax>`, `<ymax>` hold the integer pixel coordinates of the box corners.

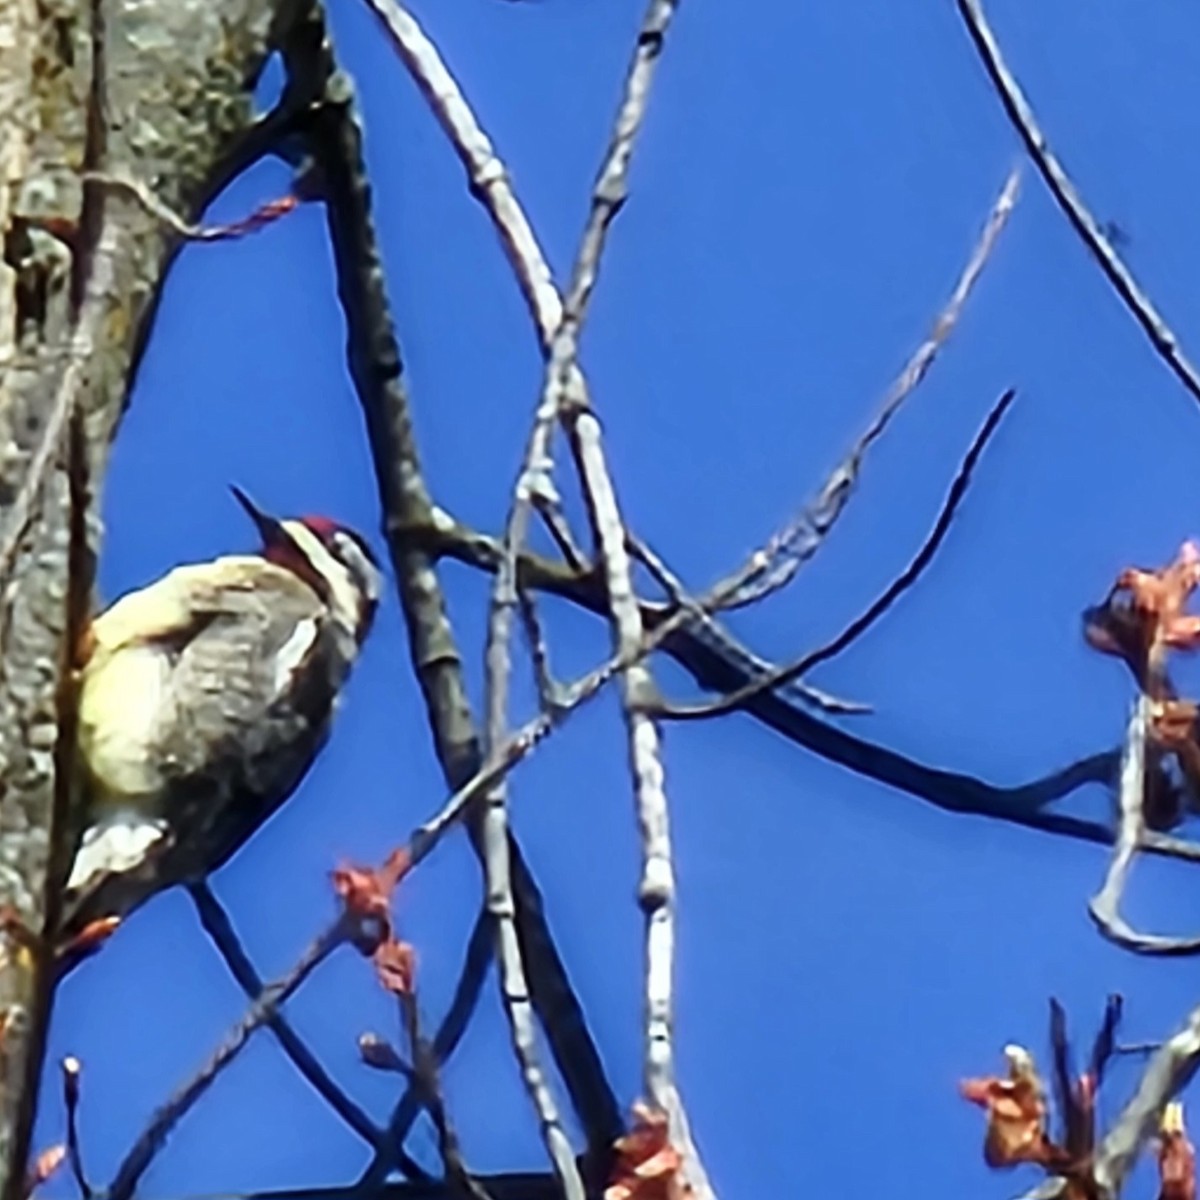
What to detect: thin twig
<box><xmin>187</xmin><ymin>884</ymin><xmax>402</xmax><ymax>1157</ymax></box>
<box><xmin>397</xmin><ymin>992</ymin><xmax>492</xmax><ymax>1200</ymax></box>
<box><xmin>518</xmin><ymin>589</ymin><xmax>564</xmax><ymax>713</ymax></box>
<box><xmin>359</xmin><ymin>910</ymin><xmax>493</xmax><ymax>1184</ymax></box>
<box><xmin>480</xmin><ymin>450</ymin><xmax>582</xmax><ymax>1200</ymax></box>
<box><xmin>416</xmin><ymin>510</ymin><xmax>1132</xmax><ymax>848</ymax></box>
<box><xmin>532</xmin><ymin>485</ymin><xmax>587</xmax><ymax>575</ymax></box>
<box><xmin>544</xmin><ymin>4</ymin><xmax>690</xmax><ymax>1176</ymax></box>
<box><xmin>627</xmin><ymin>532</ymin><xmax>869</xmax><ymax>715</ymax></box>
<box><xmin>956</xmin><ymin>0</ymin><xmax>1200</xmax><ymax>410</ymax></box>
<box><xmin>1093</xmin><ymin>1000</ymin><xmax>1200</xmax><ymax>1198</ymax></box>
<box><xmin>724</xmin><ymin>166</ymin><xmax>1020</xmax><ymax>601</ymax></box>
<box><xmin>1087</xmin><ymin>703</ymin><xmax>1200</xmax><ymax>954</ymax></box>
<box><xmin>82</xmin><ymin>172</ymin><xmax>299</xmax><ymax>242</ymax></box>
<box><xmin>660</xmin><ymin>388</ymin><xmax>1017</xmax><ymax>719</ymax></box>
<box><xmin>60</xmin><ymin>1058</ymin><xmax>89</xmax><ymax>1199</ymax></box>
<box><xmin>474</xmin><ymin>792</ymin><xmax>577</xmax><ymax>1200</ymax></box>
<box><xmin>358</xmin><ymin>0</ymin><xmax>563</xmax><ymax>342</ymax></box>
<box><xmin>106</xmin><ymin>919</ymin><xmax>348</xmax><ymax>1200</ymax></box>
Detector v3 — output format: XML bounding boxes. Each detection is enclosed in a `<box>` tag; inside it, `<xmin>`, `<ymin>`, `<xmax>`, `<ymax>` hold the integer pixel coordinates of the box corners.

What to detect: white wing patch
<box><xmin>273</xmin><ymin>617</ymin><xmax>318</xmax><ymax>696</ymax></box>
<box><xmin>67</xmin><ymin>815</ymin><xmax>169</xmax><ymax>892</ymax></box>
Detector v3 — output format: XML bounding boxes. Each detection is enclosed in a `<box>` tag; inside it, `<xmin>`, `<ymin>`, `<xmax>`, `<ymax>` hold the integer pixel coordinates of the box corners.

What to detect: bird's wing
<box><xmin>66</xmin><ymin>560</ymin><xmax>360</xmax><ymax>935</ymax></box>
<box><xmin>88</xmin><ymin>556</ymin><xmax>318</xmax><ymax>651</ymax></box>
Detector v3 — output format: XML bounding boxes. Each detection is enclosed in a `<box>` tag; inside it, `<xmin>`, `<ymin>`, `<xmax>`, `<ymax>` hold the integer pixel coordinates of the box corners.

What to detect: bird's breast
<box><xmin>78</xmin><ymin>643</ymin><xmax>172</xmax><ymax>804</ymax></box>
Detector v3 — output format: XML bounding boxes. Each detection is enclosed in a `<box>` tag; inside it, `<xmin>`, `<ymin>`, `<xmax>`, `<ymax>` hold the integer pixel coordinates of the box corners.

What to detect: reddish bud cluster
<box><xmin>960</xmin><ymin>1046</ymin><xmax>1059</xmax><ymax>1170</ymax></box>
<box><xmin>1160</xmin><ymin>1104</ymin><xmax>1197</xmax><ymax>1200</ymax></box>
<box><xmin>605</xmin><ymin>1102</ymin><xmax>693</xmax><ymax>1200</ymax></box>
<box><xmin>1085</xmin><ymin>542</ymin><xmax>1200</xmax><ymax>828</ymax></box>
<box><xmin>962</xmin><ymin>1001</ymin><xmax>1194</xmax><ymax>1200</ymax></box>
<box><xmin>331</xmin><ymin>848</ymin><xmax>416</xmax><ymax>995</ymax></box>
<box><xmin>25</xmin><ymin>1145</ymin><xmax>65</xmax><ymax>1196</ymax></box>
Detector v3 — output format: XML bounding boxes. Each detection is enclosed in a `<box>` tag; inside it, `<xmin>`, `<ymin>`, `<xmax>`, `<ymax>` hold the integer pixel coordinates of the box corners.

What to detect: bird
<box><xmin>62</xmin><ymin>487</ymin><xmax>382</xmax><ymax>941</ymax></box>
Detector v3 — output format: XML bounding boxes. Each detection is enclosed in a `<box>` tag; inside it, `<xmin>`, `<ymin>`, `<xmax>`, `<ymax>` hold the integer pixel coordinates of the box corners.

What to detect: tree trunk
<box><xmin>0</xmin><ymin>0</ymin><xmax>281</xmax><ymax>1186</ymax></box>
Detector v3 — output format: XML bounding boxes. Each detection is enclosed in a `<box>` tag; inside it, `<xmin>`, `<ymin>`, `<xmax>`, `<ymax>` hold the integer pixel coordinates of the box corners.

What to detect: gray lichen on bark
<box><xmin>0</xmin><ymin>0</ymin><xmax>284</xmax><ymax>1185</ymax></box>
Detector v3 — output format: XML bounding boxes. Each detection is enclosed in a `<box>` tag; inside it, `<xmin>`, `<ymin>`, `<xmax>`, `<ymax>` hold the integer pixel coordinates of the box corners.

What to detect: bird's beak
<box><xmin>229</xmin><ymin>486</ymin><xmax>288</xmax><ymax>548</ymax></box>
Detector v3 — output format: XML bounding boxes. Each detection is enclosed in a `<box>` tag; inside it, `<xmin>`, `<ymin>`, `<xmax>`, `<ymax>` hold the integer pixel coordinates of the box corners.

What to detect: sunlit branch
<box><xmin>725</xmin><ymin>167</ymin><xmax>1020</xmax><ymax>606</ymax></box>
<box><xmin>284</xmin><ymin>6</ymin><xmax>620</xmax><ymax>1173</ymax></box>
<box><xmin>1094</xmin><ymin>1000</ymin><xmax>1200</xmax><ymax>1198</ymax></box>
<box><xmin>1087</xmin><ymin>703</ymin><xmax>1200</xmax><ymax>954</ymax></box>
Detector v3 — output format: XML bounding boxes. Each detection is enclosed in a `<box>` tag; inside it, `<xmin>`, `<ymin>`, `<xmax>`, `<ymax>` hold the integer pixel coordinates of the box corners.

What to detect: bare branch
<box><xmin>360</xmin><ymin>910</ymin><xmax>492</xmax><ymax>1184</ymax></box>
<box><xmin>1087</xmin><ymin>703</ymin><xmax>1200</xmax><ymax>954</ymax></box>
<box><xmin>476</xmin><ymin>781</ymin><xmax>579</xmax><ymax>1200</ymax></box>
<box><xmin>286</xmin><ymin>7</ymin><xmax>620</xmax><ymax>1171</ymax></box>
<box><xmin>82</xmin><ymin>172</ymin><xmax>299</xmax><ymax>242</ymax></box>
<box><xmin>734</xmin><ymin>167</ymin><xmax>1021</xmax><ymax>597</ymax></box>
<box><xmin>358</xmin><ymin>0</ymin><xmax>563</xmax><ymax>343</ymax></box>
<box><xmin>544</xmin><ymin>3</ymin><xmax>694</xmax><ymax>1176</ymax></box>
<box><xmin>397</xmin><ymin>991</ymin><xmax>492</xmax><ymax>1200</ymax></box>
<box><xmin>532</xmin><ymin>485</ymin><xmax>587</xmax><ymax>575</ymax></box>
<box><xmin>661</xmin><ymin>388</ymin><xmax>1017</xmax><ymax>719</ymax></box>
<box><xmin>187</xmin><ymin>884</ymin><xmax>400</xmax><ymax>1159</ymax></box>
<box><xmin>414</xmin><ymin>508</ymin><xmax>1125</xmax><ymax>848</ymax></box>
<box><xmin>1094</xmin><ymin>1001</ymin><xmax>1200</xmax><ymax>1198</ymax></box>
<box><xmin>106</xmin><ymin>919</ymin><xmax>348</xmax><ymax>1200</ymax></box>
<box><xmin>627</xmin><ymin>532</ymin><xmax>869</xmax><ymax>716</ymax></box>
<box><xmin>518</xmin><ymin>589</ymin><xmax>565</xmax><ymax>713</ymax></box>
<box><xmin>956</xmin><ymin>0</ymin><xmax>1200</xmax><ymax>410</ymax></box>
<box><xmin>59</xmin><ymin>1058</ymin><xmax>88</xmax><ymax>1199</ymax></box>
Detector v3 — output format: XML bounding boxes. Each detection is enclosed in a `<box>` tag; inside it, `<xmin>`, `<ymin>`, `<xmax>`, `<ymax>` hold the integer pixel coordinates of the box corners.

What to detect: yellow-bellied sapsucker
<box><xmin>63</xmin><ymin>488</ymin><xmax>381</xmax><ymax>936</ymax></box>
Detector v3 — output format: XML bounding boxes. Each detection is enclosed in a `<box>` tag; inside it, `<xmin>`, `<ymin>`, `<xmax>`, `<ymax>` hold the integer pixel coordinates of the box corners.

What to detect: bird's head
<box><xmin>231</xmin><ymin>486</ymin><xmax>382</xmax><ymax>639</ymax></box>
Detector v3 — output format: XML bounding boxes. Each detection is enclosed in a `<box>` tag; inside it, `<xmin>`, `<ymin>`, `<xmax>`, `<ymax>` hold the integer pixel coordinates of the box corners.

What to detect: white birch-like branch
<box><xmin>1088</xmin><ymin>700</ymin><xmax>1200</xmax><ymax>953</ymax></box>
<box><xmin>1094</xmin><ymin>1000</ymin><xmax>1200</xmax><ymax>1198</ymax></box>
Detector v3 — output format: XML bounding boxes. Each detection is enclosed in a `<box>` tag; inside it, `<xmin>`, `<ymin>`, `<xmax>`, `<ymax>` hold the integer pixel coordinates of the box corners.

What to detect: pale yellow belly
<box><xmin>77</xmin><ymin>644</ymin><xmax>170</xmax><ymax>805</ymax></box>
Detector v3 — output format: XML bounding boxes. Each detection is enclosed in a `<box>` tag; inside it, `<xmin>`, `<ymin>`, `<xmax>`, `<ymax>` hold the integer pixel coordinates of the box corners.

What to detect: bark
<box><xmin>0</xmin><ymin>0</ymin><xmax>283</xmax><ymax>1186</ymax></box>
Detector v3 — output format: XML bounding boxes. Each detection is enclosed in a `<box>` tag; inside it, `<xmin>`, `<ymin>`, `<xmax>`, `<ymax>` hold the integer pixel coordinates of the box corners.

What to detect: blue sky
<box><xmin>34</xmin><ymin>1</ymin><xmax>1200</xmax><ymax>1197</ymax></box>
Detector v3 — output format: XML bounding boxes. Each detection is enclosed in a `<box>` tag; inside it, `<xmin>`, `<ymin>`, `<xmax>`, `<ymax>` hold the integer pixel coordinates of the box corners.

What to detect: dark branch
<box><xmin>359</xmin><ymin>910</ymin><xmax>492</xmax><ymax>1184</ymax></box>
<box><xmin>187</xmin><ymin>884</ymin><xmax>416</xmax><ymax>1164</ymax></box>
<box><xmin>956</xmin><ymin>0</ymin><xmax>1200</xmax><ymax>411</ymax></box>
<box><xmin>284</xmin><ymin>5</ymin><xmax>620</xmax><ymax>1176</ymax></box>
<box><xmin>413</xmin><ymin>464</ymin><xmax>1128</xmax><ymax>852</ymax></box>
<box><xmin>191</xmin><ymin>1172</ymin><xmax>584</xmax><ymax>1200</ymax></box>
<box><xmin>107</xmin><ymin>920</ymin><xmax>347</xmax><ymax>1200</ymax></box>
<box><xmin>660</xmin><ymin>388</ymin><xmax>1017</xmax><ymax>719</ymax></box>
